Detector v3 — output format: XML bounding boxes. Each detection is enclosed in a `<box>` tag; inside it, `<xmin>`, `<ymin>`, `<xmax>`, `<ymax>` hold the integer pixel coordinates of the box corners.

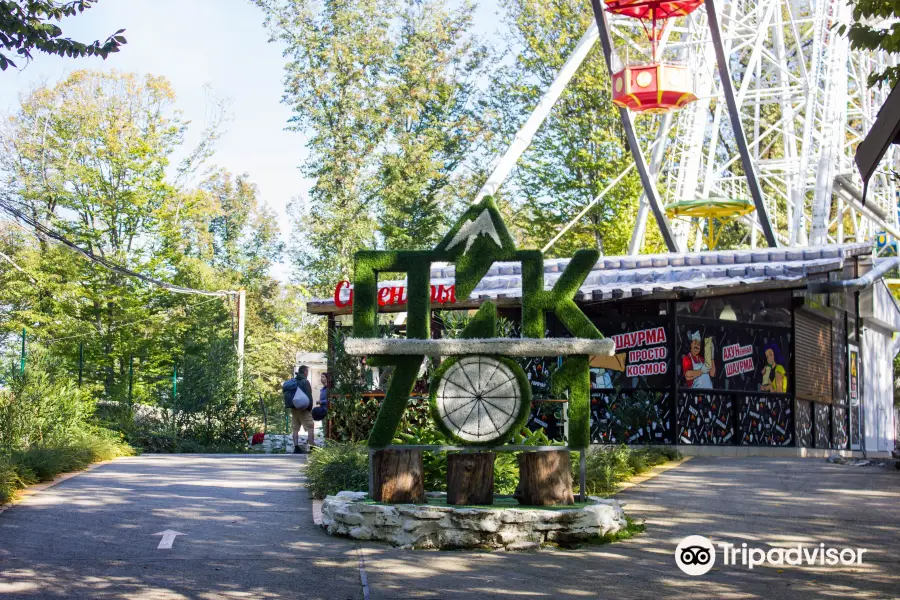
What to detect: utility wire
<box><xmin>42</xmin><ymin>296</ymin><xmax>224</xmax><ymax>343</ymax></box>
<box><xmin>0</xmin><ymin>201</ymin><xmax>237</xmax><ymax>298</ymax></box>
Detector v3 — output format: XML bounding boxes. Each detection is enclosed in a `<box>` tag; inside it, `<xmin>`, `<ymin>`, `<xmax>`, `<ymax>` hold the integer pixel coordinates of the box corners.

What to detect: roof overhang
<box><xmin>306</xmin><ymin>243</ymin><xmax>872</xmax><ymax>316</ymax></box>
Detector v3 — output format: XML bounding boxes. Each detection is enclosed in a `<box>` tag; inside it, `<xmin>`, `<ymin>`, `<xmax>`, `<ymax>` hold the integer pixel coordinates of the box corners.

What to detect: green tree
<box><xmin>841</xmin><ymin>0</ymin><xmax>900</xmax><ymax>86</ymax></box>
<box><xmin>255</xmin><ymin>0</ymin><xmax>393</xmax><ymax>290</ymax></box>
<box><xmin>494</xmin><ymin>0</ymin><xmax>652</xmax><ymax>257</ymax></box>
<box><xmin>0</xmin><ymin>1</ymin><xmax>125</xmax><ymax>70</ymax></box>
<box><xmin>255</xmin><ymin>0</ymin><xmax>495</xmax><ymax>290</ymax></box>
<box><xmin>0</xmin><ymin>70</ymin><xmax>316</xmax><ymax>449</ymax></box>
<box><xmin>375</xmin><ymin>0</ymin><xmax>492</xmax><ymax>250</ymax></box>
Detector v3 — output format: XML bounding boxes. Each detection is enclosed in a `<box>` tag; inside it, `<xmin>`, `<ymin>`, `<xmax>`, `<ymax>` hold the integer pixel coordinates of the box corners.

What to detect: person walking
<box><xmin>318</xmin><ymin>372</ymin><xmax>331</xmax><ymax>439</ymax></box>
<box><xmin>289</xmin><ymin>365</ymin><xmax>315</xmax><ymax>453</ymax></box>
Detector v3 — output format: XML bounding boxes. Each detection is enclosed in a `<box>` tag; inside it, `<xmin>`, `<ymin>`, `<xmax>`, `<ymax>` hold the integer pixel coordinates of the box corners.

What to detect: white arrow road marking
<box><xmin>153</xmin><ymin>530</ymin><xmax>184</xmax><ymax>550</ymax></box>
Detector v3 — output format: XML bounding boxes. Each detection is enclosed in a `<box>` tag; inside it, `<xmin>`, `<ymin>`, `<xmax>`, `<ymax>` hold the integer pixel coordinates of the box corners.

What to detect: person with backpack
<box><xmin>283</xmin><ymin>365</ymin><xmax>315</xmax><ymax>454</ymax></box>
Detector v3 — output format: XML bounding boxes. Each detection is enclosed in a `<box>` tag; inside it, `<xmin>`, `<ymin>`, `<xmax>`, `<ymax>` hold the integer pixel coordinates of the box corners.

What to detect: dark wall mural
<box><xmin>521</xmin><ymin>356</ymin><xmax>565</xmax><ymax>441</ymax></box>
<box><xmin>676</xmin><ymin>319</ymin><xmax>792</xmax><ymax>394</ymax></box>
<box><xmin>832</xmin><ymin>406</ymin><xmax>848</xmax><ymax>449</ymax></box>
<box><xmin>850</xmin><ymin>404</ymin><xmax>860</xmax><ymax>447</ymax></box>
<box><xmin>814</xmin><ymin>403</ymin><xmax>831</xmax><ymax>448</ymax></box>
<box><xmin>677</xmin><ymin>393</ymin><xmax>734</xmax><ymax>444</ymax></box>
<box><xmin>590</xmin><ymin>390</ymin><xmax>673</xmax><ymax>444</ymax></box>
<box><xmin>738</xmin><ymin>396</ymin><xmax>793</xmax><ymax>446</ymax></box>
<box><xmin>796</xmin><ymin>400</ymin><xmax>812</xmax><ymax>447</ymax></box>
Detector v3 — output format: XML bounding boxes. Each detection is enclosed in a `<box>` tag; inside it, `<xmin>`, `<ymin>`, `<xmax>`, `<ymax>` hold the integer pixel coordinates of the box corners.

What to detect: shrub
<box><xmin>304</xmin><ymin>442</ymin><xmax>369</xmax><ymax>499</ymax></box>
<box><xmin>0</xmin><ymin>349</ymin><xmax>99</xmax><ymax>452</ymax></box>
<box><xmin>582</xmin><ymin>445</ymin><xmax>683</xmax><ymax>497</ymax></box>
<box><xmin>0</xmin><ymin>455</ymin><xmax>27</xmax><ymax>504</ymax></box>
<box><xmin>583</xmin><ymin>445</ymin><xmax>633</xmax><ymax>497</ymax></box>
<box><xmin>0</xmin><ymin>428</ymin><xmax>133</xmax><ymax>504</ymax></box>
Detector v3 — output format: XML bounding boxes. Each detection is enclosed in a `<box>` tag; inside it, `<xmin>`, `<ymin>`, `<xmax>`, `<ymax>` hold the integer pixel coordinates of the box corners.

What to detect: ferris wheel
<box><xmin>597</xmin><ymin>0</ymin><xmax>900</xmax><ymax>253</ymax></box>
<box><xmin>478</xmin><ymin>0</ymin><xmax>900</xmax><ymax>255</ymax></box>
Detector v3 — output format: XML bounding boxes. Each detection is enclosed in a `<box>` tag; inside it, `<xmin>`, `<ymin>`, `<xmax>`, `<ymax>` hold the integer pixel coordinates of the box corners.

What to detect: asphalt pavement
<box><xmin>1</xmin><ymin>453</ymin><xmax>898</xmax><ymax>599</ymax></box>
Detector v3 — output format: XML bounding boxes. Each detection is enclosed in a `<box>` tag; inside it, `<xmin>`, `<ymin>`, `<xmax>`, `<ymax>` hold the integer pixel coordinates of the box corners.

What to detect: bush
<box><xmin>0</xmin><ymin>349</ymin><xmax>99</xmax><ymax>452</ymax></box>
<box><xmin>304</xmin><ymin>442</ymin><xmax>369</xmax><ymax>499</ymax></box>
<box><xmin>0</xmin><ymin>455</ymin><xmax>27</xmax><ymax>504</ymax></box>
<box><xmin>0</xmin><ymin>428</ymin><xmax>133</xmax><ymax>504</ymax></box>
<box><xmin>584</xmin><ymin>445</ymin><xmax>633</xmax><ymax>497</ymax></box>
<box><xmin>582</xmin><ymin>445</ymin><xmax>683</xmax><ymax>497</ymax></box>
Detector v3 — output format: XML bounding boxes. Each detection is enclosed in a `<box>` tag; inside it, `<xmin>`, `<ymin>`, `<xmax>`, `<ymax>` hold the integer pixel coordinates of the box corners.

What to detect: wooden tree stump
<box><xmin>516</xmin><ymin>450</ymin><xmax>574</xmax><ymax>506</ymax></box>
<box><xmin>372</xmin><ymin>449</ymin><xmax>425</xmax><ymax>504</ymax></box>
<box><xmin>447</xmin><ymin>452</ymin><xmax>495</xmax><ymax>505</ymax></box>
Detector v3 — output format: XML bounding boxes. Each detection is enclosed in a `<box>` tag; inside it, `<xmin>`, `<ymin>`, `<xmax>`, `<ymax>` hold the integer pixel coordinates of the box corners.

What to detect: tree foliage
<box><xmin>255</xmin><ymin>0</ymin><xmax>493</xmax><ymax>290</ymax></box>
<box><xmin>0</xmin><ymin>0</ymin><xmax>125</xmax><ymax>70</ymax></box>
<box><xmin>841</xmin><ymin>0</ymin><xmax>900</xmax><ymax>86</ymax></box>
<box><xmin>491</xmin><ymin>0</ymin><xmax>655</xmax><ymax>257</ymax></box>
<box><xmin>0</xmin><ymin>70</ymin><xmax>320</xmax><ymax>448</ymax></box>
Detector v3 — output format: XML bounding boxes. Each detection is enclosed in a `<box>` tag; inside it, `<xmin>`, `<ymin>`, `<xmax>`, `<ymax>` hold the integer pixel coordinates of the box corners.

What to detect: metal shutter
<box><xmin>795</xmin><ymin>310</ymin><xmax>833</xmax><ymax>403</ymax></box>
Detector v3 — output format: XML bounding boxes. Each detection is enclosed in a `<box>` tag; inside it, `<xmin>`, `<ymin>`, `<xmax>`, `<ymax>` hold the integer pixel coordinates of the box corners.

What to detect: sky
<box><xmin>0</xmin><ymin>0</ymin><xmax>507</xmax><ymax>282</ymax></box>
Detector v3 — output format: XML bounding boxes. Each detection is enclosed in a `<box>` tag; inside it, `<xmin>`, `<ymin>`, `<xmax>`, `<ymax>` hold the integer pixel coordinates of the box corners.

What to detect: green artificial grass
<box><xmin>551</xmin><ymin>355</ymin><xmax>591</xmax><ymax>450</ymax></box>
<box><xmin>350</xmin><ymin>195</ymin><xmax>607</xmax><ymax>451</ymax></box>
<box><xmin>367</xmin><ymin>355</ymin><xmax>425</xmax><ymax>448</ymax></box>
<box><xmin>433</xmin><ymin>197</ymin><xmax>518</xmax><ymax>300</ymax></box>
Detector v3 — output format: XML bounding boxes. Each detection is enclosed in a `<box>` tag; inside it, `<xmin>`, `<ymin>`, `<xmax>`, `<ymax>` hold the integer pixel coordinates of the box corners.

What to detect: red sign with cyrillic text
<box><xmin>334</xmin><ymin>280</ymin><xmax>456</xmax><ymax>308</ymax></box>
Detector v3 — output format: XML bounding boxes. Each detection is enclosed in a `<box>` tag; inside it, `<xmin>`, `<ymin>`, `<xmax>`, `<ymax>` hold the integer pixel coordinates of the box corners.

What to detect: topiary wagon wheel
<box><xmin>430</xmin><ymin>355</ymin><xmax>532</xmax><ymax>446</ymax></box>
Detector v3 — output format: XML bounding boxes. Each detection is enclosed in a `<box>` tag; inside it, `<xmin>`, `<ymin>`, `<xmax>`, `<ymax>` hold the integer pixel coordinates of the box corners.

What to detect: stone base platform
<box><xmin>320</xmin><ymin>491</ymin><xmax>628</xmax><ymax>550</ymax></box>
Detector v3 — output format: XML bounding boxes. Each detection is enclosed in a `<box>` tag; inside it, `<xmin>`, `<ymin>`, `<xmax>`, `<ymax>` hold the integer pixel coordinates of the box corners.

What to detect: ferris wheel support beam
<box><xmin>590</xmin><ymin>0</ymin><xmax>678</xmax><ymax>252</ymax></box>
<box><xmin>704</xmin><ymin>0</ymin><xmax>778</xmax><ymax>247</ymax></box>
<box><xmin>628</xmin><ymin>112</ymin><xmax>674</xmax><ymax>254</ymax></box>
<box><xmin>473</xmin><ymin>23</ymin><xmax>600</xmax><ymax>205</ymax></box>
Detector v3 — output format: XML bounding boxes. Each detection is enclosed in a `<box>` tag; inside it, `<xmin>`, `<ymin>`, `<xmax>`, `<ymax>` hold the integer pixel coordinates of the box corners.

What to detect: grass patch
<box><xmin>551</xmin><ymin>517</ymin><xmax>646</xmax><ymax>549</ymax></box>
<box><xmin>304</xmin><ymin>441</ymin><xmax>369</xmax><ymax>499</ymax></box>
<box><xmin>583</xmin><ymin>445</ymin><xmax>682</xmax><ymax>497</ymax></box>
<box><xmin>0</xmin><ymin>428</ymin><xmax>133</xmax><ymax>504</ymax></box>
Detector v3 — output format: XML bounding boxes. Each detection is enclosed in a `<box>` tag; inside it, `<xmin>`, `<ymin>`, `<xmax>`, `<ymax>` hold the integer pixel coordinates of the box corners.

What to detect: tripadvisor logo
<box><xmin>675</xmin><ymin>536</ymin><xmax>716</xmax><ymax>576</ymax></box>
<box><xmin>675</xmin><ymin>535</ymin><xmax>869</xmax><ymax>576</ymax></box>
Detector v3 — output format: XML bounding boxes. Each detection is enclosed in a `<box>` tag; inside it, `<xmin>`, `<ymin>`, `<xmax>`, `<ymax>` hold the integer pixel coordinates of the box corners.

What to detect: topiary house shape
<box><xmin>349</xmin><ymin>196</ymin><xmax>609</xmax><ymax>449</ymax></box>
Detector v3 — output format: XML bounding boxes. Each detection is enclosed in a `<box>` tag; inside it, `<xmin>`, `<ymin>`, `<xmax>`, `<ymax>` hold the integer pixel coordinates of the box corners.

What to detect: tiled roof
<box><xmin>309</xmin><ymin>243</ymin><xmax>872</xmax><ymax>312</ymax></box>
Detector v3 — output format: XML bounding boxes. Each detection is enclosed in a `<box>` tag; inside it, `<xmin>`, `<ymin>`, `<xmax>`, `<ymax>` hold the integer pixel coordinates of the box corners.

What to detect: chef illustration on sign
<box><xmin>682</xmin><ymin>330</ymin><xmax>715</xmax><ymax>388</ymax></box>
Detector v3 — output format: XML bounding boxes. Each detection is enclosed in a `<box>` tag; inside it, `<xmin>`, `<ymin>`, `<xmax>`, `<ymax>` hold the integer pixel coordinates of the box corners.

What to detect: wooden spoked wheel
<box><xmin>431</xmin><ymin>355</ymin><xmax>528</xmax><ymax>445</ymax></box>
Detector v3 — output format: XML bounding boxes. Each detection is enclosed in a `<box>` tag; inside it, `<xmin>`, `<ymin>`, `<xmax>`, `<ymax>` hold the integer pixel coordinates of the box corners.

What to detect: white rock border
<box><xmin>321</xmin><ymin>491</ymin><xmax>628</xmax><ymax>550</ymax></box>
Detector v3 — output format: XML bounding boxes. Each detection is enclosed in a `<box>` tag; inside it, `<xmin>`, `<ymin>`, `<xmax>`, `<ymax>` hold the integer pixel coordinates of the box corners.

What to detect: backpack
<box><xmin>282</xmin><ymin>378</ymin><xmax>299</xmax><ymax>409</ymax></box>
<box><xmin>291</xmin><ymin>386</ymin><xmax>311</xmax><ymax>410</ymax></box>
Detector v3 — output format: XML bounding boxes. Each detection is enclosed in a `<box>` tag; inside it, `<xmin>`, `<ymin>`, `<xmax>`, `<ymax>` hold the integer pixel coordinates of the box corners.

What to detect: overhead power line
<box><xmin>0</xmin><ymin>201</ymin><xmax>237</xmax><ymax>297</ymax></box>
<box><xmin>43</xmin><ymin>296</ymin><xmax>224</xmax><ymax>343</ymax></box>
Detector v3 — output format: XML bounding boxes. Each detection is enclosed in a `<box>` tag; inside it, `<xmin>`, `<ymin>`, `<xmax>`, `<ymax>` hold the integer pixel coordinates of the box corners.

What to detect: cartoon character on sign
<box><xmin>760</xmin><ymin>341</ymin><xmax>788</xmax><ymax>393</ymax></box>
<box><xmin>682</xmin><ymin>330</ymin><xmax>715</xmax><ymax>388</ymax></box>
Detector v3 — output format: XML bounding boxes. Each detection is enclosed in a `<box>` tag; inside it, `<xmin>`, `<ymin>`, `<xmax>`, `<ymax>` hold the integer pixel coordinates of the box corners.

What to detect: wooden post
<box><xmin>372</xmin><ymin>449</ymin><xmax>425</xmax><ymax>504</ymax></box>
<box><xmin>516</xmin><ymin>450</ymin><xmax>574</xmax><ymax>506</ymax></box>
<box><xmin>447</xmin><ymin>452</ymin><xmax>495</xmax><ymax>505</ymax></box>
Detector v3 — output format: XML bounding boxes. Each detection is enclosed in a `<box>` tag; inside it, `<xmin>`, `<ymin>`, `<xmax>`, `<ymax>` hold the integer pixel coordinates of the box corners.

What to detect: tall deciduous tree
<box><xmin>255</xmin><ymin>0</ymin><xmax>393</xmax><ymax>290</ymax></box>
<box><xmin>255</xmin><ymin>0</ymin><xmax>494</xmax><ymax>289</ymax></box>
<box><xmin>0</xmin><ymin>70</ymin><xmax>311</xmax><ymax>416</ymax></box>
<box><xmin>375</xmin><ymin>0</ymin><xmax>492</xmax><ymax>250</ymax></box>
<box><xmin>493</xmin><ymin>0</ymin><xmax>655</xmax><ymax>257</ymax></box>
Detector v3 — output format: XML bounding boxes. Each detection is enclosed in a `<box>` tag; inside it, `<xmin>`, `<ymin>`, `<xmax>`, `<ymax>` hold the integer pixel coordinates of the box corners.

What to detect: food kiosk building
<box><xmin>308</xmin><ymin>243</ymin><xmax>899</xmax><ymax>456</ymax></box>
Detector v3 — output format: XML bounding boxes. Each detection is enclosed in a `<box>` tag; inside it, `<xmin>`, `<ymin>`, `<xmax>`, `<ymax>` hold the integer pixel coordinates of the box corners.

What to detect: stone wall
<box><xmin>321</xmin><ymin>491</ymin><xmax>628</xmax><ymax>550</ymax></box>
